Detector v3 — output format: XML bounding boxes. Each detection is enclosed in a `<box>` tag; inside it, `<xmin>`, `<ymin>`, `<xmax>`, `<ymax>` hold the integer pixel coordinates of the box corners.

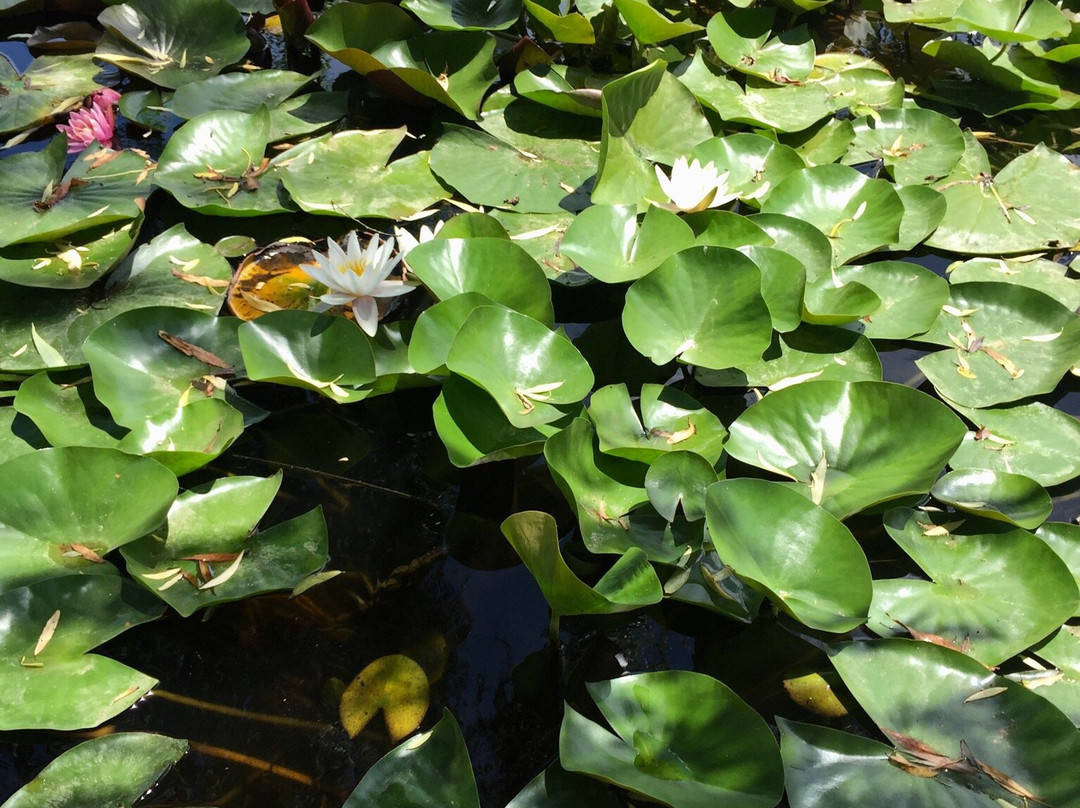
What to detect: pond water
<box><xmin>2</xmin><ymin>2</ymin><xmax>1079</xmax><ymax>806</ymax></box>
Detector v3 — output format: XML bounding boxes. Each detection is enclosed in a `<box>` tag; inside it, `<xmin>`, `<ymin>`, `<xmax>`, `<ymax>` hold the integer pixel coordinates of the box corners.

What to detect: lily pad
<box><xmin>123</xmin><ymin>504</ymin><xmax>328</xmax><ymax>617</ymax></box>
<box><xmin>560</xmin><ymin>204</ymin><xmax>695</xmax><ymax>283</ymax></box>
<box><xmin>513</xmin><ymin>64</ymin><xmax>608</xmax><ymax>116</ymax></box>
<box><xmin>402</xmin><ymin>0</ymin><xmax>521</xmax><ymax>30</ymax></box>
<box><xmin>868</xmin><ymin>507</ymin><xmax>1077</xmax><ymax>666</ymax></box>
<box><xmin>560</xmin><ymin>670</ymin><xmax>784</xmax><ymax>808</ymax></box>
<box><xmin>408</xmin><ymin>292</ymin><xmax>495</xmax><ymax>375</ymax></box>
<box><xmin>761</xmin><ymin>164</ymin><xmax>904</xmax><ymax>266</ymax></box>
<box><xmin>305</xmin><ymin>2</ymin><xmax>498</xmax><ymax>119</ymax></box>
<box><xmin>706</xmin><ymin>7</ymin><xmax>814</xmax><ymax>82</ymax></box>
<box><xmin>429</xmin><ymin>123</ymin><xmax>596</xmax><ymax>214</ymax></box>
<box><xmin>691</xmin><ymin>134</ymin><xmax>805</xmax><ymax>206</ymax></box>
<box><xmin>0</xmin><ymin>223</ymin><xmax>233</xmax><ymax>373</ymax></box>
<box><xmin>831</xmin><ymin>639</ymin><xmax>1080</xmax><ymax>808</ymax></box>
<box><xmin>645</xmin><ymin>451</ymin><xmax>719</xmax><ymax>522</ymax></box>
<box><xmin>405</xmin><ymin>237</ymin><xmax>554</xmax><ymax>325</ymax></box>
<box><xmin>0</xmin><ymin>218</ymin><xmax>141</xmax><ymax>290</ymax></box>
<box><xmin>931</xmin><ymin>468</ymin><xmax>1052</xmax><ymax>529</ymax></box>
<box><xmin>507</xmin><ymin>762</ymin><xmax>621</xmax><ymax>808</ymax></box>
<box><xmin>0</xmin><ymin>53</ymin><xmax>103</xmax><ymax>136</ymax></box>
<box><xmin>0</xmin><ymin>732</ymin><xmax>188</xmax><ymax>807</ymax></box>
<box><xmin>695</xmin><ymin>326</ymin><xmax>882</xmax><ymax>389</ymax></box>
<box><xmin>522</xmin><ymin>1</ymin><xmax>596</xmax><ymax>45</ymax></box>
<box><xmin>0</xmin><ymin>446</ymin><xmax>176</xmax><ymax>591</ymax></box>
<box><xmin>0</xmin><ymin>137</ymin><xmax>153</xmax><ymax>249</ymax></box>
<box><xmin>946</xmin><ymin>399</ymin><xmax>1080</xmax><ymax>487</ymax></box>
<box><xmin>170</xmin><ymin>69</ymin><xmax>313</xmax><ymax>119</ymax></box>
<box><xmin>0</xmin><ymin>574</ymin><xmax>163</xmax><ymax>730</ymax></box>
<box><xmin>96</xmin><ymin>0</ymin><xmax>249</xmax><ymax>89</ymax></box>
<box><xmin>342</xmin><ymin>709</ymin><xmax>479</xmax><ymax>808</ymax></box>
<box><xmin>445</xmin><ymin>306</ymin><xmax>593</xmax><ymax>429</ymax></box>
<box><xmin>1035</xmin><ymin>523</ymin><xmax>1080</xmax><ymax>607</ymax></box>
<box><xmin>948</xmin><ymin>256</ymin><xmax>1080</xmax><ymax>312</ymax></box>
<box><xmin>611</xmin><ymin>0</ymin><xmax>702</xmax><ymax>44</ymax></box>
<box><xmin>832</xmin><ymin>261</ymin><xmax>949</xmax><ymax>340</ymax></box>
<box><xmin>276</xmin><ymin>128</ymin><xmax>449</xmax><ymax>220</ymax></box>
<box><xmin>592</xmin><ymin>59</ymin><xmax>713</xmax><ymax>206</ymax></box>
<box><xmin>83</xmin><ymin>306</ymin><xmax>245</xmax><ymax>428</ymax></box>
<box><xmin>725</xmin><ymin>381</ymin><xmax>966</xmax><ymax>519</ymax></box>
<box><xmin>915</xmin><ymin>281</ymin><xmax>1080</xmax><ymax>408</ymax></box>
<box><xmin>154</xmin><ymin>108</ymin><xmax>294</xmax><ymax>217</ymax></box>
<box><xmin>587</xmin><ymin>383</ymin><xmax>727</xmax><ymax>464</ymax></box>
<box><xmin>927</xmin><ymin>138</ymin><xmax>1080</xmax><ymax>255</ymax></box>
<box><xmin>238</xmin><ymin>310</ymin><xmax>376</xmax><ymax>403</ymax></box>
<box><xmin>340</xmin><ymin>654</ymin><xmax>430</xmax><ymax>741</ymax></box>
<box><xmin>844</xmin><ymin>108</ymin><xmax>966</xmax><ymax>185</ymax></box>
<box><xmin>622</xmin><ymin>246</ymin><xmax>773</xmax><ymax>369</ymax></box>
<box><xmin>500</xmin><ymin>510</ymin><xmax>662</xmax><ymax>615</ymax></box>
<box><xmin>706</xmin><ymin>478</ymin><xmax>872</xmax><ymax>632</ymax></box>
<box><xmin>780</xmin><ymin>718</ymin><xmax>998</xmax><ymax>808</ymax></box>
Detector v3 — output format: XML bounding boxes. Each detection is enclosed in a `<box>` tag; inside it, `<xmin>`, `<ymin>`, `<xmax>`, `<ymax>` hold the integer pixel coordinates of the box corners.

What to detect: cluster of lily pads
<box><xmin>1</xmin><ymin>0</ymin><xmax>1079</xmax><ymax>805</ymax></box>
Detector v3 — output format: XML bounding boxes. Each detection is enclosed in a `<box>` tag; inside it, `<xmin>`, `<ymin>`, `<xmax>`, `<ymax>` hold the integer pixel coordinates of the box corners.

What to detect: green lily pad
<box><xmin>170</xmin><ymin>69</ymin><xmax>313</xmax><ymax>119</ymax></box>
<box><xmin>953</xmin><ymin>0</ymin><xmax>1070</xmax><ymax>43</ymax></box>
<box><xmin>408</xmin><ymin>293</ymin><xmax>495</xmax><ymax>375</ymax></box>
<box><xmin>116</xmin><ymin>87</ymin><xmax>178</xmax><ymax>132</ymax></box>
<box><xmin>0</xmin><ymin>732</ymin><xmax>188</xmax><ymax>807</ymax></box>
<box><xmin>645</xmin><ymin>451</ymin><xmax>719</xmax><ymax>522</ymax></box>
<box><xmin>500</xmin><ymin>510</ymin><xmax>662</xmax><ymax>616</ymax></box>
<box><xmin>507</xmin><ymin>762</ymin><xmax>621</xmax><ymax>808</ymax></box>
<box><xmin>96</xmin><ymin>0</ymin><xmax>248</xmax><ymax>88</ymax></box>
<box><xmin>0</xmin><ymin>223</ymin><xmax>233</xmax><ymax>373</ymax></box>
<box><xmin>238</xmin><ymin>311</ymin><xmax>376</xmax><ymax>403</ymax></box>
<box><xmin>560</xmin><ymin>670</ymin><xmax>784</xmax><ymax>808</ymax></box>
<box><xmin>695</xmin><ymin>325</ymin><xmax>882</xmax><ymax>389</ymax></box>
<box><xmin>343</xmin><ymin>709</ymin><xmax>479</xmax><ymax>808</ymax></box>
<box><xmin>734</xmin><ymin>245</ymin><xmax>805</xmax><ymax>332</ymax></box>
<box><xmin>749</xmin><ymin>212</ymin><xmax>832</xmax><ymax>283</ymax></box>
<box><xmin>123</xmin><ymin>503</ymin><xmax>328</xmax><ymax>617</ymax></box>
<box><xmin>83</xmin><ymin>306</ymin><xmax>245</xmax><ymax>428</ymax></box>
<box><xmin>892</xmin><ymin>184</ymin><xmax>948</xmax><ymax>251</ymax></box>
<box><xmin>0</xmin><ymin>137</ymin><xmax>153</xmax><ymax>249</ymax></box>
<box><xmin>725</xmin><ymin>381</ymin><xmax>966</xmax><ymax>519</ymax></box>
<box><xmin>927</xmin><ymin>138</ymin><xmax>1080</xmax><ymax>254</ymax></box>
<box><xmin>429</xmin><ymin>123</ymin><xmax>596</xmax><ymax>214</ymax></box>
<box><xmin>445</xmin><ymin>306</ymin><xmax>593</xmax><ymax>429</ymax></box>
<box><xmin>622</xmin><ymin>246</ymin><xmax>773</xmax><ymax>369</ymax></box>
<box><xmin>832</xmin><ymin>261</ymin><xmax>949</xmax><ymax>339</ymax></box>
<box><xmin>779</xmin><ymin>117</ymin><xmax>856</xmax><ymax>166</ymax></box>
<box><xmin>948</xmin><ymin>256</ymin><xmax>1080</xmax><ymax>312</ymax></box>
<box><xmin>1035</xmin><ymin>523</ymin><xmax>1080</xmax><ymax>608</ymax></box>
<box><xmin>706</xmin><ymin>478</ymin><xmax>872</xmax><ymax>632</ymax></box>
<box><xmin>706</xmin><ymin>7</ymin><xmax>814</xmax><ymax>82</ymax></box>
<box><xmin>0</xmin><ymin>218</ymin><xmax>141</xmax><ymax>289</ymax></box>
<box><xmin>488</xmin><ymin>210</ymin><xmax>578</xmax><ymax>281</ymax></box>
<box><xmin>522</xmin><ymin>1</ymin><xmax>596</xmax><ymax>45</ymax></box>
<box><xmin>611</xmin><ymin>0</ymin><xmax>702</xmax><ymax>44</ymax></box>
<box><xmin>0</xmin><ymin>574</ymin><xmax>163</xmax><ymax>730</ymax></box>
<box><xmin>402</xmin><ymin>0</ymin><xmax>521</xmax><ymax>30</ymax></box>
<box><xmin>560</xmin><ymin>204</ymin><xmax>695</xmax><ymax>283</ymax></box>
<box><xmin>692</xmin><ymin>134</ymin><xmax>805</xmax><ymax>206</ymax></box>
<box><xmin>544</xmin><ymin>418</ymin><xmax>652</xmax><ymax>555</ymax></box>
<box><xmin>761</xmin><ymin>164</ymin><xmax>904</xmax><ymax>266</ymax></box>
<box><xmin>276</xmin><ymin>128</ymin><xmax>449</xmax><ymax>220</ymax></box>
<box><xmin>154</xmin><ymin>108</ymin><xmax>293</xmax><ymax>217</ymax></box>
<box><xmin>869</xmin><ymin>507</ymin><xmax>1077</xmax><ymax>666</ymax></box>
<box><xmin>305</xmin><ymin>2</ymin><xmax>498</xmax><ymax>120</ymax></box>
<box><xmin>587</xmin><ymin>383</ymin><xmax>727</xmax><ymax>464</ymax></box>
<box><xmin>513</xmin><ymin>64</ymin><xmax>608</xmax><ymax>116</ymax></box>
<box><xmin>0</xmin><ymin>446</ymin><xmax>176</xmax><ymax>592</ymax></box>
<box><xmin>931</xmin><ymin>468</ymin><xmax>1052</xmax><ymax>529</ymax></box>
<box><xmin>946</xmin><ymin>399</ymin><xmax>1080</xmax><ymax>487</ymax></box>
<box><xmin>831</xmin><ymin>639</ymin><xmax>1080</xmax><ymax>808</ymax></box>
<box><xmin>433</xmin><ymin>375</ymin><xmax>566</xmax><ymax>467</ymax></box>
<box><xmin>0</xmin><ymin>53</ymin><xmax>103</xmax><ymax>136</ymax></box>
<box><xmin>844</xmin><ymin>108</ymin><xmax>966</xmax><ymax>185</ymax></box>
<box><xmin>802</xmin><ymin>273</ymin><xmax>881</xmax><ymax>326</ymax></box>
<box><xmin>779</xmin><ymin>718</ymin><xmax>998</xmax><ymax>808</ymax></box>
<box><xmin>405</xmin><ymin>237</ymin><xmax>554</xmax><ymax>325</ymax></box>
<box><xmin>915</xmin><ymin>281</ymin><xmax>1080</xmax><ymax>408</ymax></box>
<box><xmin>592</xmin><ymin>59</ymin><xmax>713</xmax><ymax>206</ymax></box>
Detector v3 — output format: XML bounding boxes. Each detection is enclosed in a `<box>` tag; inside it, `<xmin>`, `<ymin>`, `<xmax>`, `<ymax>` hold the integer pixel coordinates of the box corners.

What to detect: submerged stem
<box><xmin>152</xmin><ymin>689</ymin><xmax>332</xmax><ymax>732</ymax></box>
<box><xmin>188</xmin><ymin>740</ymin><xmax>315</xmax><ymax>786</ymax></box>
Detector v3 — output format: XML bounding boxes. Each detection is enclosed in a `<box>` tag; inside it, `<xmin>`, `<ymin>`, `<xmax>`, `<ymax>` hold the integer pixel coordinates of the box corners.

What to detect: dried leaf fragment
<box><xmin>34</xmin><ymin>610</ymin><xmax>61</xmax><ymax>656</ymax></box>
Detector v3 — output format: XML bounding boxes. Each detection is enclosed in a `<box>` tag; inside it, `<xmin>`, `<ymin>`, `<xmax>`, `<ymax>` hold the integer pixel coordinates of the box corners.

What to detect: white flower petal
<box><xmin>352</xmin><ymin>296</ymin><xmax>379</xmax><ymax>336</ymax></box>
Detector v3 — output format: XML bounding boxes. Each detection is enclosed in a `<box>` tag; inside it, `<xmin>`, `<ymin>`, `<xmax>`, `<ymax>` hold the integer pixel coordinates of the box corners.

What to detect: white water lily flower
<box><xmin>393</xmin><ymin>219</ymin><xmax>444</xmax><ymax>257</ymax></box>
<box><xmin>654</xmin><ymin>157</ymin><xmax>736</xmax><ymax>213</ymax></box>
<box><xmin>301</xmin><ymin>231</ymin><xmax>415</xmax><ymax>337</ymax></box>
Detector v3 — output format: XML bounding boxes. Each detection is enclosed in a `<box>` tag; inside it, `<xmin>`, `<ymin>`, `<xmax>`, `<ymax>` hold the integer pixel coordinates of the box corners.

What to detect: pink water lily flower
<box><xmin>300</xmin><ymin>232</ymin><xmax>416</xmax><ymax>337</ymax></box>
<box><xmin>57</xmin><ymin>88</ymin><xmax>122</xmax><ymax>154</ymax></box>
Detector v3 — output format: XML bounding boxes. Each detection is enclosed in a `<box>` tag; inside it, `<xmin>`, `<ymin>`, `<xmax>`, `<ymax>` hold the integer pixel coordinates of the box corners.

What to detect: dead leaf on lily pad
<box><xmin>227</xmin><ymin>238</ymin><xmax>317</xmax><ymax>321</ymax></box>
<box><xmin>340</xmin><ymin>654</ymin><xmax>429</xmax><ymax>741</ymax></box>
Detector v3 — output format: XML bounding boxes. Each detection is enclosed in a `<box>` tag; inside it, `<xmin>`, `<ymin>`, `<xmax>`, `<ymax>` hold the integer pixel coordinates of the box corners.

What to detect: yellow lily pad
<box><xmin>227</xmin><ymin>239</ymin><xmax>318</xmax><ymax>321</ymax></box>
<box><xmin>340</xmin><ymin>654</ymin><xmax>430</xmax><ymax>741</ymax></box>
<box><xmin>783</xmin><ymin>672</ymin><xmax>848</xmax><ymax>718</ymax></box>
